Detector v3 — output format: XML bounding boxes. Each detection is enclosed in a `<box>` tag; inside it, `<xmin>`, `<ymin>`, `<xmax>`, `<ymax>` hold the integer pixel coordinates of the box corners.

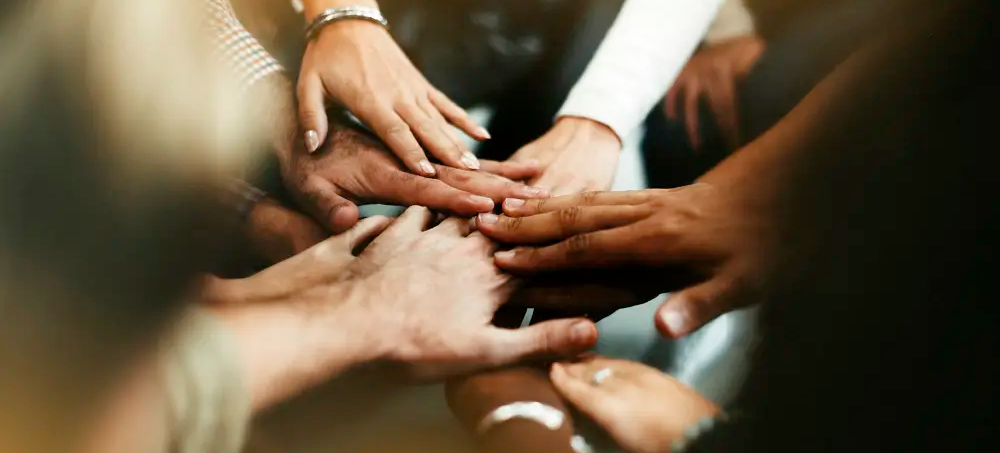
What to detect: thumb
<box><xmin>297</xmin><ymin>74</ymin><xmax>329</xmax><ymax>153</ymax></box>
<box><xmin>484</xmin><ymin>319</ymin><xmax>598</xmax><ymax>366</ymax></box>
<box><xmin>300</xmin><ymin>177</ymin><xmax>360</xmax><ymax>233</ymax></box>
<box><xmin>655</xmin><ymin>273</ymin><xmax>744</xmax><ymax>339</ymax></box>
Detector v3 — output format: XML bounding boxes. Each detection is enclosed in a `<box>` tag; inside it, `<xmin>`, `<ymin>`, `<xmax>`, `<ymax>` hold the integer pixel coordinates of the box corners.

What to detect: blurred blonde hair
<box><xmin>1</xmin><ymin>0</ymin><xmax>265</xmax><ymax>451</ymax></box>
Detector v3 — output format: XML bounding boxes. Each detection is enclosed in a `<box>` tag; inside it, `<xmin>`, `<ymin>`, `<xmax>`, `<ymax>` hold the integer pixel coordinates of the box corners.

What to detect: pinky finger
<box><xmin>430</xmin><ymin>89</ymin><xmax>490</xmax><ymax>141</ymax></box>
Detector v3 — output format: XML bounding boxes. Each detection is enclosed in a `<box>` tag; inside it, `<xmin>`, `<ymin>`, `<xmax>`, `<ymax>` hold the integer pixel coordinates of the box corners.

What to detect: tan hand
<box><xmin>665</xmin><ymin>35</ymin><xmax>765</xmax><ymax>149</ymax></box>
<box><xmin>297</xmin><ymin>19</ymin><xmax>488</xmax><ymax>175</ymax></box>
<box><xmin>551</xmin><ymin>356</ymin><xmax>718</xmax><ymax>453</ymax></box>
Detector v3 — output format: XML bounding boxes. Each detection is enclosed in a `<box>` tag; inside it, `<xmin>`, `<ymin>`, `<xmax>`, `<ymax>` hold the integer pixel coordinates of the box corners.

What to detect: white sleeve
<box><xmin>556</xmin><ymin>0</ymin><xmax>725</xmax><ymax>140</ymax></box>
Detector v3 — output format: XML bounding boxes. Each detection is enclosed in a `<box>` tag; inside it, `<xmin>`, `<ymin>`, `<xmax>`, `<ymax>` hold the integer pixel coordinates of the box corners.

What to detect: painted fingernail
<box><xmin>661</xmin><ymin>309</ymin><xmax>687</xmax><ymax>336</ymax></box>
<box><xmin>504</xmin><ymin>198</ymin><xmax>525</xmax><ymax>210</ymax></box>
<box><xmin>476</xmin><ymin>127</ymin><xmax>492</xmax><ymax>140</ymax></box>
<box><xmin>571</xmin><ymin>321</ymin><xmax>595</xmax><ymax>344</ymax></box>
<box><xmin>461</xmin><ymin>152</ymin><xmax>481</xmax><ymax>170</ymax></box>
<box><xmin>494</xmin><ymin>249</ymin><xmax>517</xmax><ymax>261</ymax></box>
<box><xmin>305</xmin><ymin>130</ymin><xmax>320</xmax><ymax>153</ymax></box>
<box><xmin>477</xmin><ymin>213</ymin><xmax>498</xmax><ymax>224</ymax></box>
<box><xmin>470</xmin><ymin>195</ymin><xmax>494</xmax><ymax>210</ymax></box>
<box><xmin>418</xmin><ymin>160</ymin><xmax>436</xmax><ymax>176</ymax></box>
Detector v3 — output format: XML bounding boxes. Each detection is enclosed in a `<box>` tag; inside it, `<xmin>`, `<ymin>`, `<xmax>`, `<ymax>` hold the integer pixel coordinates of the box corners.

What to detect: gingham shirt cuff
<box><xmin>204</xmin><ymin>0</ymin><xmax>284</xmax><ymax>93</ymax></box>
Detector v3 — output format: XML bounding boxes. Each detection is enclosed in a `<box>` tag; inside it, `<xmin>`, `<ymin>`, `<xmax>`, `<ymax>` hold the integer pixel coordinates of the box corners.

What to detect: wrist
<box><xmin>302</xmin><ymin>1</ymin><xmax>379</xmax><ymax>21</ymax></box>
<box><xmin>553</xmin><ymin>116</ymin><xmax>623</xmax><ymax>151</ymax></box>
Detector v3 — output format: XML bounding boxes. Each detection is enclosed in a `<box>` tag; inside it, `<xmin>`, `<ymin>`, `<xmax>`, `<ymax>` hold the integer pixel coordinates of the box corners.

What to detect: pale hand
<box><xmin>509</xmin><ymin>117</ymin><xmax>622</xmax><ymax>196</ymax></box>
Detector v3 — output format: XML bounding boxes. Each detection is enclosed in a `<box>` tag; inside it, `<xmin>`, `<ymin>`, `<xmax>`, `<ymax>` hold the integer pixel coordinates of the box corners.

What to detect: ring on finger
<box><xmin>590</xmin><ymin>367</ymin><xmax>613</xmax><ymax>386</ymax></box>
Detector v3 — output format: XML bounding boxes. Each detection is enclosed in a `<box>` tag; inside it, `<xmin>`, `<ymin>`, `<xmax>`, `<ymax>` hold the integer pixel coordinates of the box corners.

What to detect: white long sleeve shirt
<box><xmin>557</xmin><ymin>0</ymin><xmax>727</xmax><ymax>140</ymax></box>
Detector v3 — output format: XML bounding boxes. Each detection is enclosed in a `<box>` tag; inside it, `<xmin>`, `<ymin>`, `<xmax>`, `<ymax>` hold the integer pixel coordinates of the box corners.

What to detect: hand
<box><xmin>475</xmin><ymin>184</ymin><xmax>771</xmax><ymax>337</ymax></box>
<box><xmin>509</xmin><ymin>117</ymin><xmax>622</xmax><ymax>196</ymax></box>
<box><xmin>509</xmin><ymin>268</ymin><xmax>664</xmax><ymax>314</ymax></box>
<box><xmin>279</xmin><ymin>116</ymin><xmax>547</xmax><ymax>232</ymax></box>
<box><xmin>665</xmin><ymin>35</ymin><xmax>765</xmax><ymax>149</ymax></box>
<box><xmin>244</xmin><ymin>198</ymin><xmax>328</xmax><ymax>263</ymax></box>
<box><xmin>550</xmin><ymin>356</ymin><xmax>719</xmax><ymax>453</ymax></box>
<box><xmin>297</xmin><ymin>16</ymin><xmax>488</xmax><ymax>174</ymax></box>
<box><xmin>345</xmin><ymin>207</ymin><xmax>599</xmax><ymax>379</ymax></box>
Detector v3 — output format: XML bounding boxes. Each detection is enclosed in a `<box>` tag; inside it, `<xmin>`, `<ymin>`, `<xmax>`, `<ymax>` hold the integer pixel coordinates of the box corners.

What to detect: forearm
<box><xmin>558</xmin><ymin>0</ymin><xmax>725</xmax><ymax>139</ymax></box>
<box><xmin>208</xmin><ymin>286</ymin><xmax>376</xmax><ymax>412</ymax></box>
<box><xmin>446</xmin><ymin>367</ymin><xmax>577</xmax><ymax>453</ymax></box>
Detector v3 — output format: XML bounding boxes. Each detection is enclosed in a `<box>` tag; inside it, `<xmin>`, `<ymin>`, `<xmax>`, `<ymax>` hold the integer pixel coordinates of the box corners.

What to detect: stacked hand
<box><xmin>279</xmin><ymin>114</ymin><xmax>548</xmax><ymax>232</ymax></box>
<box><xmin>508</xmin><ymin>117</ymin><xmax>623</xmax><ymax>196</ymax></box>
<box><xmin>210</xmin><ymin>207</ymin><xmax>600</xmax><ymax>381</ymax></box>
<box><xmin>476</xmin><ymin>184</ymin><xmax>770</xmax><ymax>338</ymax></box>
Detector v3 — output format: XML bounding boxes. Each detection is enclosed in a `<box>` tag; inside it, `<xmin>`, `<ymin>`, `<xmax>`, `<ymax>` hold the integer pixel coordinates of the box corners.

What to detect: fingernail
<box><xmin>305</xmin><ymin>130</ymin><xmax>320</xmax><ymax>153</ymax></box>
<box><xmin>571</xmin><ymin>321</ymin><xmax>595</xmax><ymax>344</ymax></box>
<box><xmin>477</xmin><ymin>213</ymin><xmax>498</xmax><ymax>224</ymax></box>
<box><xmin>519</xmin><ymin>185</ymin><xmax>547</xmax><ymax>198</ymax></box>
<box><xmin>470</xmin><ymin>195</ymin><xmax>494</xmax><ymax>210</ymax></box>
<box><xmin>662</xmin><ymin>309</ymin><xmax>687</xmax><ymax>336</ymax></box>
<box><xmin>494</xmin><ymin>249</ymin><xmax>517</xmax><ymax>261</ymax></box>
<box><xmin>461</xmin><ymin>152</ymin><xmax>481</xmax><ymax>170</ymax></box>
<box><xmin>504</xmin><ymin>198</ymin><xmax>525</xmax><ymax>210</ymax></box>
<box><xmin>418</xmin><ymin>160</ymin><xmax>436</xmax><ymax>176</ymax></box>
<box><xmin>476</xmin><ymin>127</ymin><xmax>491</xmax><ymax>140</ymax></box>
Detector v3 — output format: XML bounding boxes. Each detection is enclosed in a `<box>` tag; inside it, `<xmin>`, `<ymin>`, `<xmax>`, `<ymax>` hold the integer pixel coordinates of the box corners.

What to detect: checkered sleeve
<box><xmin>203</xmin><ymin>0</ymin><xmax>284</xmax><ymax>93</ymax></box>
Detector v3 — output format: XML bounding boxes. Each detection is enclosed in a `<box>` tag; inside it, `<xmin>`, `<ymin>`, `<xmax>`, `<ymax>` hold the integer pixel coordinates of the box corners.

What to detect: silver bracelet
<box><xmin>475</xmin><ymin>401</ymin><xmax>565</xmax><ymax>435</ymax></box>
<box><xmin>304</xmin><ymin>5</ymin><xmax>389</xmax><ymax>42</ymax></box>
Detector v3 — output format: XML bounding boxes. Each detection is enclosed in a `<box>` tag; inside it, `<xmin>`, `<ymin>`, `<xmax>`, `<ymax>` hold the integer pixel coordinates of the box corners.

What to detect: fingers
<box><xmin>430</xmin><ymin>216</ymin><xmax>474</xmax><ymax>237</ymax></box>
<box><xmin>664</xmin><ymin>84</ymin><xmax>680</xmax><ymax>120</ymax></box>
<box><xmin>481</xmin><ymin>319</ymin><xmax>598</xmax><ymax>366</ymax></box>
<box><xmin>502</xmin><ymin>190</ymin><xmax>651</xmax><ymax>217</ymax></box>
<box><xmin>434</xmin><ymin>165</ymin><xmax>549</xmax><ymax>203</ymax></box>
<box><xmin>380</xmin><ymin>206</ymin><xmax>435</xmax><ymax>241</ymax></box>
<box><xmin>704</xmin><ymin>75</ymin><xmax>740</xmax><ymax>149</ymax></box>
<box><xmin>338</xmin><ymin>215</ymin><xmax>393</xmax><ymax>250</ymax></box>
<box><xmin>374</xmin><ymin>169</ymin><xmax>496</xmax><ymax>215</ymax></box>
<box><xmin>420</xmin><ymin>98</ymin><xmax>482</xmax><ymax>170</ymax></box>
<box><xmin>684</xmin><ymin>79</ymin><xmax>703</xmax><ymax>150</ymax></box>
<box><xmin>655</xmin><ymin>271</ymin><xmax>744</xmax><ymax>338</ymax></box>
<box><xmin>397</xmin><ymin>102</ymin><xmax>476</xmax><ymax>171</ymax></box>
<box><xmin>492</xmin><ymin>225</ymin><xmax>641</xmax><ymax>272</ymax></box>
<box><xmin>364</xmin><ymin>104</ymin><xmax>436</xmax><ymax>176</ymax></box>
<box><xmin>478</xmin><ymin>159</ymin><xmax>541</xmax><ymax>181</ymax></box>
<box><xmin>476</xmin><ymin>205</ymin><xmax>648</xmax><ymax>244</ymax></box>
<box><xmin>297</xmin><ymin>75</ymin><xmax>329</xmax><ymax>153</ymax></box>
<box><xmin>429</xmin><ymin>88</ymin><xmax>490</xmax><ymax>141</ymax></box>
<box><xmin>549</xmin><ymin>362</ymin><xmax>618</xmax><ymax>424</ymax></box>
<box><xmin>300</xmin><ymin>177</ymin><xmax>360</xmax><ymax>233</ymax></box>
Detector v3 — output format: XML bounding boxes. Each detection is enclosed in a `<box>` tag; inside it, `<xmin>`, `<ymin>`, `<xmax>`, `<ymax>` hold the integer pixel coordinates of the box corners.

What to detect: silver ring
<box><xmin>591</xmin><ymin>368</ymin><xmax>613</xmax><ymax>386</ymax></box>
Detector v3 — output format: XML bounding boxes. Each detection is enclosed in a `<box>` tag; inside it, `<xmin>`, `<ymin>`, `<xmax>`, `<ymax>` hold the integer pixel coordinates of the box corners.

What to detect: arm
<box><xmin>557</xmin><ymin>0</ymin><xmax>725</xmax><ymax>140</ymax></box>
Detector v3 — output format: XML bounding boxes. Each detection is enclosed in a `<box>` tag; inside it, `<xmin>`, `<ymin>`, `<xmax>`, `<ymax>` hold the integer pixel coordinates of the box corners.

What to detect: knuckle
<box><xmin>503</xmin><ymin>216</ymin><xmax>523</xmax><ymax>232</ymax></box>
<box><xmin>557</xmin><ymin>206</ymin><xmax>583</xmax><ymax>227</ymax></box>
<box><xmin>580</xmin><ymin>191</ymin><xmax>600</xmax><ymax>206</ymax></box>
<box><xmin>563</xmin><ymin>234</ymin><xmax>592</xmax><ymax>258</ymax></box>
<box><xmin>382</xmin><ymin>120</ymin><xmax>410</xmax><ymax>137</ymax></box>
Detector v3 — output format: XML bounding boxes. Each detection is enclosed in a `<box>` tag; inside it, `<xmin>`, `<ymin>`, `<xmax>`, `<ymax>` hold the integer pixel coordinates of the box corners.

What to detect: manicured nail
<box><xmin>494</xmin><ymin>249</ymin><xmax>517</xmax><ymax>261</ymax></box>
<box><xmin>662</xmin><ymin>309</ymin><xmax>687</xmax><ymax>335</ymax></box>
<box><xmin>461</xmin><ymin>152</ymin><xmax>481</xmax><ymax>170</ymax></box>
<box><xmin>476</xmin><ymin>127</ymin><xmax>491</xmax><ymax>140</ymax></box>
<box><xmin>418</xmin><ymin>160</ymin><xmax>436</xmax><ymax>176</ymax></box>
<box><xmin>571</xmin><ymin>321</ymin><xmax>595</xmax><ymax>344</ymax></box>
<box><xmin>305</xmin><ymin>130</ymin><xmax>320</xmax><ymax>153</ymax></box>
<box><xmin>477</xmin><ymin>213</ymin><xmax>498</xmax><ymax>224</ymax></box>
<box><xmin>470</xmin><ymin>195</ymin><xmax>494</xmax><ymax>210</ymax></box>
<box><xmin>504</xmin><ymin>198</ymin><xmax>525</xmax><ymax>210</ymax></box>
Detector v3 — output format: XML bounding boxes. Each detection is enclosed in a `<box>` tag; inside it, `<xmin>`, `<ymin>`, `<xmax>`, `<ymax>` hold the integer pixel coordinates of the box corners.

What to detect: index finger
<box><xmin>502</xmin><ymin>190</ymin><xmax>651</xmax><ymax>217</ymax></box>
<box><xmin>364</xmin><ymin>105</ymin><xmax>436</xmax><ymax>176</ymax></box>
<box><xmin>492</xmin><ymin>225</ymin><xmax>642</xmax><ymax>272</ymax></box>
<box><xmin>374</xmin><ymin>169</ymin><xmax>496</xmax><ymax>216</ymax></box>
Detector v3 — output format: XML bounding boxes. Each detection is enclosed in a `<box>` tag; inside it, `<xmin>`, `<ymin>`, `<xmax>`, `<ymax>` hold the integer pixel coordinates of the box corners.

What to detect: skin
<box><xmin>665</xmin><ymin>35</ymin><xmax>765</xmax><ymax>150</ymax></box>
<box><xmin>550</xmin><ymin>356</ymin><xmax>719</xmax><ymax>453</ymax></box>
<box><xmin>297</xmin><ymin>0</ymin><xmax>489</xmax><ymax>174</ymax></box>
<box><xmin>258</xmin><ymin>73</ymin><xmax>546</xmax><ymax>233</ymax></box>
<box><xmin>473</xmin><ymin>33</ymin><xmax>880</xmax><ymax>338</ymax></box>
